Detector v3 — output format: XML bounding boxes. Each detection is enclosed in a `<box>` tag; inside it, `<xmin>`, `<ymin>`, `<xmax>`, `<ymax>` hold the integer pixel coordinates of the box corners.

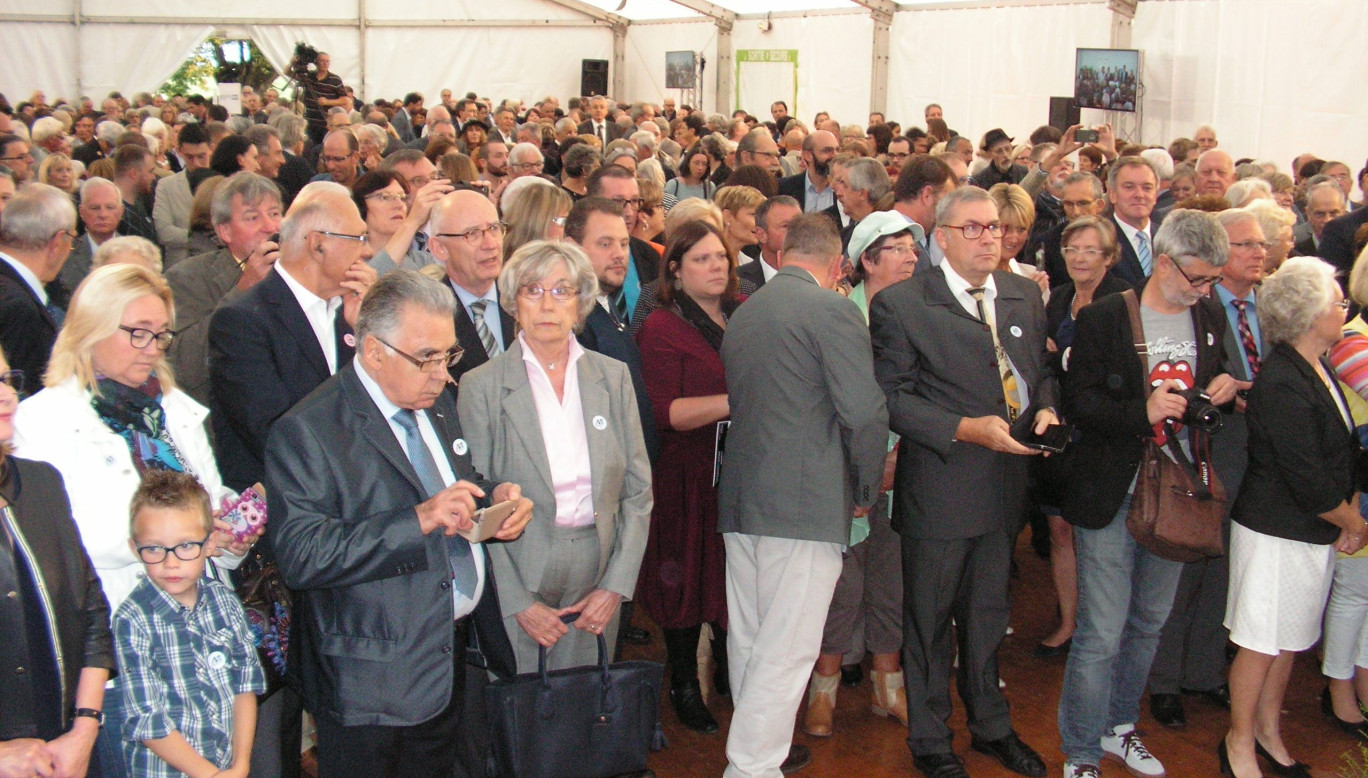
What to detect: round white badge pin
<box><xmin>452</xmin><ymin>439</ymin><xmax>469</xmax><ymax>456</ymax></box>
<box><xmin>343</xmin><ymin>333</ymin><xmax>356</xmax><ymax>348</ymax></box>
<box><xmin>1009</xmin><ymin>325</ymin><xmax>1023</xmax><ymax>338</ymax></box>
<box><xmin>208</xmin><ymin>651</ymin><xmax>227</xmax><ymax>670</ymax></box>
<box><xmin>592</xmin><ymin>415</ymin><xmax>608</xmax><ymax>430</ymax></box>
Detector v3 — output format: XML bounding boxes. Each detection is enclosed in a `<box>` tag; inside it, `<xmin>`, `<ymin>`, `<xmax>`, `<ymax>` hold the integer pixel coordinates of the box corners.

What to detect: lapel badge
<box><xmin>592</xmin><ymin>415</ymin><xmax>608</xmax><ymax>430</ymax></box>
<box><xmin>452</xmin><ymin>439</ymin><xmax>469</xmax><ymax>456</ymax></box>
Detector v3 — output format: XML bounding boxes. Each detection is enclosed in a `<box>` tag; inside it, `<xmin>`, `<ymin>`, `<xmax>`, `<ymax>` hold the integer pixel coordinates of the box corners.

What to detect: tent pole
<box><xmin>851</xmin><ymin>1</ymin><xmax>895</xmax><ymax>119</ymax></box>
<box><xmin>358</xmin><ymin>0</ymin><xmax>367</xmax><ymax>102</ymax></box>
<box><xmin>73</xmin><ymin>0</ymin><xmax>82</xmax><ymax>105</ymax></box>
<box><xmin>612</xmin><ymin>23</ymin><xmax>627</xmax><ymax>99</ymax></box>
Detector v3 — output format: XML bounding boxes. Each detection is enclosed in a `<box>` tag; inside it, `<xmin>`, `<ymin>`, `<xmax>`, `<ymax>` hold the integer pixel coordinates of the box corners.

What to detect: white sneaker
<box><xmin>1101</xmin><ymin>724</ymin><xmax>1166</xmax><ymax>777</ymax></box>
<box><xmin>1064</xmin><ymin>764</ymin><xmax>1101</xmax><ymax>778</ymax></box>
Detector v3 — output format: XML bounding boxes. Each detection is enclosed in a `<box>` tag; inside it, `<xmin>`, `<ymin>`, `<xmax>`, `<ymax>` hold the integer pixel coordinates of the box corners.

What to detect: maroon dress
<box><xmin>634</xmin><ymin>306</ymin><xmax>729</xmax><ymax>630</ymax></box>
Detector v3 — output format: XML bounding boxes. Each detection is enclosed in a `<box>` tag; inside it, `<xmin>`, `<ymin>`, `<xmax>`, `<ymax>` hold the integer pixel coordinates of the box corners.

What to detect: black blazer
<box><xmin>1108</xmin><ymin>212</ymin><xmax>1167</xmax><ymax>289</ymax></box>
<box><xmin>447</xmin><ymin>284</ymin><xmax>518</xmax><ymax>390</ymax></box>
<box><xmin>577</xmin><ymin>120</ymin><xmax>625</xmax><ymax>142</ymax></box>
<box><xmin>577</xmin><ymin>304</ymin><xmax>660</xmax><ymax>464</ymax></box>
<box><xmin>777</xmin><ymin>172</ymin><xmax>842</xmax><ymax>231</ymax></box>
<box><xmin>737</xmin><ymin>257</ymin><xmax>769</xmax><ymax>289</ymax></box>
<box><xmin>0</xmin><ymin>260</ymin><xmax>58</xmax><ymax>388</ymax></box>
<box><xmin>0</xmin><ymin>457</ymin><xmax>114</xmax><ymax>739</ymax></box>
<box><xmin>1232</xmin><ymin>343</ymin><xmax>1356</xmax><ymax>544</ymax></box>
<box><xmin>1320</xmin><ymin>207</ymin><xmax>1368</xmax><ymax>280</ymax></box>
<box><xmin>1059</xmin><ymin>286</ymin><xmax>1228</xmax><ymax>529</ymax></box>
<box><xmin>266</xmin><ymin>366</ymin><xmax>516</xmax><ymax>727</ymax></box>
<box><xmin>208</xmin><ymin>268</ymin><xmax>355</xmax><ymax>492</ymax></box>
<box><xmin>1043</xmin><ymin>272</ymin><xmax>1131</xmax><ymax>374</ymax></box>
<box><xmin>870</xmin><ymin>267</ymin><xmax>1059</xmax><ymax>540</ymax></box>
<box><xmin>630</xmin><ymin>236</ymin><xmax>661</xmax><ymax>285</ymax></box>
<box><xmin>1293</xmin><ymin>233</ymin><xmax>1317</xmax><ymax>259</ymax></box>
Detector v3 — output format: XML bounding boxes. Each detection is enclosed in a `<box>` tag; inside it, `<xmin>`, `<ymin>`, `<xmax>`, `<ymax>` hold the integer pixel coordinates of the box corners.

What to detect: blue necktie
<box><xmin>1136</xmin><ymin>230</ymin><xmax>1153</xmax><ymax>276</ymax></box>
<box><xmin>392</xmin><ymin>409</ymin><xmax>476</xmax><ymax>597</ymax></box>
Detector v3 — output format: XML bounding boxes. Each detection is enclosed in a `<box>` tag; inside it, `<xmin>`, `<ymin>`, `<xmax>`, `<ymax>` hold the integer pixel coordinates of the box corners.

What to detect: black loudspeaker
<box><xmin>581</xmin><ymin>59</ymin><xmax>609</xmax><ymax>96</ymax></box>
<box><xmin>1049</xmin><ymin>97</ymin><xmax>1080</xmax><ymax>132</ymax></box>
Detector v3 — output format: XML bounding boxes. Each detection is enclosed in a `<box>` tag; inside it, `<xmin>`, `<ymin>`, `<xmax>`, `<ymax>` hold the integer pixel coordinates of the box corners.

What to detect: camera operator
<box><xmin>1054</xmin><ymin>208</ymin><xmax>1235</xmax><ymax>778</ymax></box>
<box><xmin>297</xmin><ymin>50</ymin><xmax>348</xmax><ymax>146</ymax></box>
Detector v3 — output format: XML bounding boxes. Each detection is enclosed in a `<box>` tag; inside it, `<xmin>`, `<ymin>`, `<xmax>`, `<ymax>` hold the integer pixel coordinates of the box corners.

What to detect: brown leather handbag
<box><xmin>1121</xmin><ymin>290</ymin><xmax>1226</xmax><ymax>562</ymax></box>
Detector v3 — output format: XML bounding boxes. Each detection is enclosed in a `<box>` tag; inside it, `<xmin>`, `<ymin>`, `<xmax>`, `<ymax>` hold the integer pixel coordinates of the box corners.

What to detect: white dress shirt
<box><xmin>518</xmin><ymin>333</ymin><xmax>595</xmax><ymax>528</ymax></box>
<box><xmin>275</xmin><ymin>263</ymin><xmax>343</xmax><ymax>374</ymax></box>
<box><xmin>940</xmin><ymin>261</ymin><xmax>1030</xmax><ymax>409</ymax></box>
<box><xmin>354</xmin><ymin>357</ymin><xmax>486</xmax><ymax>618</ymax></box>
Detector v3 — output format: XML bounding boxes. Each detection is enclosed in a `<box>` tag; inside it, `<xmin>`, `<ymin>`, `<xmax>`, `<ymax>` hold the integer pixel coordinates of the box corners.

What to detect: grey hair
<box><xmin>497</xmin><ymin>240</ymin><xmax>599</xmax><ymax>331</ymax></box>
<box><xmin>210</xmin><ymin>172</ymin><xmax>282</xmax><ymax>227</ymax></box>
<box><xmin>353</xmin><ymin>123</ymin><xmax>386</xmax><ymax>149</ymax></box>
<box><xmin>242</xmin><ymin>124</ymin><xmax>280</xmax><ymax>155</ymax></box>
<box><xmin>1244</xmin><ymin>198</ymin><xmax>1295</xmax><ymax>243</ymax></box>
<box><xmin>637</xmin><ymin>158</ymin><xmax>665</xmax><ymax>189</ymax></box>
<box><xmin>270</xmin><ymin>112</ymin><xmax>307</xmax><ymax>148</ymax></box>
<box><xmin>31</xmin><ymin>117</ymin><xmax>63</xmax><ymax>144</ymax></box>
<box><xmin>1215</xmin><ymin>207</ymin><xmax>1261</xmax><ymax>234</ymax></box>
<box><xmin>1305</xmin><ymin>179</ymin><xmax>1347</xmax><ymax>208</ymax></box>
<box><xmin>1154</xmin><ymin>208</ymin><xmax>1230</xmax><ymax>269</ymax></box>
<box><xmin>1234</xmin><ymin>162</ymin><xmax>1264</xmax><ymax>180</ymax></box>
<box><xmin>845</xmin><ymin>157</ymin><xmax>891</xmax><ymax>201</ymax></box>
<box><xmin>1139</xmin><ymin>148</ymin><xmax>1174</xmax><ymax>181</ymax></box>
<box><xmin>509</xmin><ymin>142</ymin><xmax>544</xmax><ymax>165</ymax></box>
<box><xmin>0</xmin><ymin>183</ymin><xmax>77</xmax><ymax>251</ymax></box>
<box><xmin>1224</xmin><ymin>177</ymin><xmax>1272</xmax><ymax>208</ymax></box>
<box><xmin>630</xmin><ymin>130</ymin><xmax>657</xmax><ymax>152</ymax></box>
<box><xmin>280</xmin><ymin>181</ymin><xmax>352</xmax><ymax>247</ymax></box>
<box><xmin>92</xmin><ymin>235</ymin><xmax>162</xmax><ymax>273</ymax></box>
<box><xmin>1258</xmin><ymin>256</ymin><xmax>1338</xmax><ymax>345</ymax></box>
<box><xmin>79</xmin><ymin>176</ymin><xmax>120</xmax><ymax>204</ymax></box>
<box><xmin>934</xmin><ymin>185</ymin><xmax>994</xmax><ymax>227</ymax></box>
<box><xmin>1063</xmin><ymin>171</ymin><xmax>1104</xmax><ymax>200</ymax></box>
<box><xmin>354</xmin><ymin>269</ymin><xmax>458</xmax><ymax>347</ymax></box>
<box><xmin>604</xmin><ymin>147</ymin><xmax>637</xmax><ymax>168</ymax></box>
<box><xmin>95</xmin><ymin>121</ymin><xmax>122</xmax><ymax>145</ymax></box>
<box><xmin>555</xmin><ymin>117</ymin><xmax>577</xmax><ymax>134</ymax></box>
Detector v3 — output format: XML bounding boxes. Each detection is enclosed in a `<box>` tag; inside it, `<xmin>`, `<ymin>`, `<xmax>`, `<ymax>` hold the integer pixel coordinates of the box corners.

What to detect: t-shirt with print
<box><xmin>1141</xmin><ymin>304</ymin><xmax>1197</xmax><ymax>453</ymax></box>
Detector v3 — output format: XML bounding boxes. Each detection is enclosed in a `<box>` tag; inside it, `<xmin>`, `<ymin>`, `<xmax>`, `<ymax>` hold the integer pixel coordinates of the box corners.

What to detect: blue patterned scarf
<box><xmin>91</xmin><ymin>375</ymin><xmax>187</xmax><ymax>475</ymax></box>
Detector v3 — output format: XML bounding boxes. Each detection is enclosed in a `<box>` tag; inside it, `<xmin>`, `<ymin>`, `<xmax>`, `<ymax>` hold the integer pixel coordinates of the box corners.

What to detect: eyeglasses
<box><xmin>1061</xmin><ymin>199</ymin><xmax>1096</xmax><ymax>210</ymax></box>
<box><xmin>53</xmin><ymin>229</ymin><xmax>77</xmax><ymax>242</ymax></box>
<box><xmin>435</xmin><ymin>222</ymin><xmax>507</xmax><ymax>245</ymax></box>
<box><xmin>518</xmin><ymin>284</ymin><xmax>579</xmax><ymax>302</ymax></box>
<box><xmin>609</xmin><ymin>197</ymin><xmax>644</xmax><ymax>210</ymax></box>
<box><xmin>0</xmin><ymin>152</ymin><xmax>32</xmax><ymax>162</ymax></box>
<box><xmin>1169</xmin><ymin>257</ymin><xmax>1223</xmax><ymax>289</ymax></box>
<box><xmin>315</xmin><ymin>230</ymin><xmax>369</xmax><ymax>245</ymax></box>
<box><xmin>887</xmin><ymin>152</ymin><xmax>910</xmax><ymax>162</ymax></box>
<box><xmin>1334</xmin><ymin>300</ymin><xmax>1352</xmax><ymax>312</ymax></box>
<box><xmin>750</xmin><ymin>150</ymin><xmax>780</xmax><ymax>159</ymax></box>
<box><xmin>134</xmin><ymin>535</ymin><xmax>210</xmax><ymax>564</ymax></box>
<box><xmin>877</xmin><ymin>245</ymin><xmax>918</xmax><ymax>256</ymax></box>
<box><xmin>0</xmin><ymin>369</ymin><xmax>23</xmax><ymax>394</ymax></box>
<box><xmin>1228</xmin><ymin>240</ymin><xmax>1272</xmax><ymax>252</ymax></box>
<box><xmin>941</xmin><ymin>221</ymin><xmax>1004</xmax><ymax>240</ymax></box>
<box><xmin>365</xmin><ymin>192</ymin><xmax>407</xmax><ymax>205</ymax></box>
<box><xmin>512</xmin><ymin>162</ymin><xmax>544</xmax><ymax>173</ymax></box>
<box><xmin>319</xmin><ymin>154</ymin><xmax>354</xmax><ymax>164</ymax></box>
<box><xmin>377</xmin><ymin>336</ymin><xmax>464</xmax><ymax>371</ymax></box>
<box><xmin>1062</xmin><ymin>247</ymin><xmax>1106</xmax><ymax>260</ymax></box>
<box><xmin>119</xmin><ymin>325</ymin><xmax>176</xmax><ymax>350</ymax></box>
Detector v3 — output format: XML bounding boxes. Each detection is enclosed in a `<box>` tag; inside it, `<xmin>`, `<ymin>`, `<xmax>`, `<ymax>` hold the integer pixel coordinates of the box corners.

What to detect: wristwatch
<box><xmin>74</xmin><ymin>708</ymin><xmax>103</xmax><ymax>723</ymax></box>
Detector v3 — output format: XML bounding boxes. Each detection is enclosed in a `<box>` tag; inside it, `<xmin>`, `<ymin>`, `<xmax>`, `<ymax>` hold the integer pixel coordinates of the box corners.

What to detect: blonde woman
<box><xmin>502</xmin><ymin>178</ymin><xmax>573</xmax><ymax>258</ymax></box>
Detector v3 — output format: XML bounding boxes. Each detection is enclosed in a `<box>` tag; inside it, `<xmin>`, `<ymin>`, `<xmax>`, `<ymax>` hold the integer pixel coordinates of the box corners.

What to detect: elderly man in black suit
<box><xmin>426</xmin><ymin>190</ymin><xmax>516</xmax><ymax>389</ymax></box>
<box><xmin>1293</xmin><ymin>177</ymin><xmax>1346</xmax><ymax>258</ymax></box>
<box><xmin>870</xmin><ymin>186</ymin><xmax>1058</xmax><ymax>778</ymax></box>
<box><xmin>1318</xmin><ymin>191</ymin><xmax>1368</xmax><ymax>281</ymax></box>
<box><xmin>267</xmin><ymin>269</ymin><xmax>532</xmax><ymax>778</ymax></box>
<box><xmin>1057</xmin><ymin>209</ymin><xmax>1234</xmax><ymax>778</ymax></box>
<box><xmin>578</xmin><ymin>96</ymin><xmax>624</xmax><ymax>146</ymax></box>
<box><xmin>720</xmin><ymin>213</ymin><xmax>889</xmax><ymax>777</ymax></box>
<box><xmin>0</xmin><ymin>184</ymin><xmax>75</xmax><ymax>386</ymax></box>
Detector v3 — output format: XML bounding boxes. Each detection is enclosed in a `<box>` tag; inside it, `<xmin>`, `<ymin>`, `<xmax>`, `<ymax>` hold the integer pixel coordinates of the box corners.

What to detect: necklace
<box><xmin>547</xmin><ymin>361</ymin><xmax>557</xmax><ymax>370</ymax></box>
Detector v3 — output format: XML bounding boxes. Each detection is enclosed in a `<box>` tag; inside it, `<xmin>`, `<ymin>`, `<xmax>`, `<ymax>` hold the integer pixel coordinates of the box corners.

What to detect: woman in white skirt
<box><xmin>1222</xmin><ymin>257</ymin><xmax>1367</xmax><ymax>778</ymax></box>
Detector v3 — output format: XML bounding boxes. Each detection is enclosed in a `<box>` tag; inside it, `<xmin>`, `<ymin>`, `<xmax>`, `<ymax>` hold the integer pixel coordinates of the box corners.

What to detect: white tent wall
<box><xmin>729</xmin><ymin>11</ymin><xmax>874</xmax><ymax>125</ymax></box>
<box><xmin>888</xmin><ymin>2</ymin><xmax>1114</xmax><ymax>143</ymax></box>
<box><xmin>623</xmin><ymin>21</ymin><xmax>719</xmax><ymax>114</ymax></box>
<box><xmin>1133</xmin><ymin>0</ymin><xmax>1368</xmax><ymax>177</ymax></box>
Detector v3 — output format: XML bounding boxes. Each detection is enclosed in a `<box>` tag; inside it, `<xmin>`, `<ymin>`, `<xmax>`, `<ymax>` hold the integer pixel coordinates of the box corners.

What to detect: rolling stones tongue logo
<box><xmin>1150</xmin><ymin>359</ymin><xmax>1193</xmax><ymax>444</ymax></box>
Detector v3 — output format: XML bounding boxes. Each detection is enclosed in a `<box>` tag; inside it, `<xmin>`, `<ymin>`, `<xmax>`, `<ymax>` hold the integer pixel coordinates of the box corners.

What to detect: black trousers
<box><xmin>315</xmin><ymin>620</ymin><xmax>470</xmax><ymax>778</ymax></box>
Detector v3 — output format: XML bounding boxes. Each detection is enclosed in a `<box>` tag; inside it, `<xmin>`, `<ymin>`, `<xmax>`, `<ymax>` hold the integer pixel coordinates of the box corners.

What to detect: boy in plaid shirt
<box><xmin>107</xmin><ymin>471</ymin><xmax>265</xmax><ymax>778</ymax></box>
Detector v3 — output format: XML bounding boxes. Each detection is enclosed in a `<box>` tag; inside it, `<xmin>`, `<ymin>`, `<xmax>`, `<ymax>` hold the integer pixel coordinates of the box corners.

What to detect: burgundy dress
<box><xmin>634</xmin><ymin>306</ymin><xmax>729</xmax><ymax>630</ymax></box>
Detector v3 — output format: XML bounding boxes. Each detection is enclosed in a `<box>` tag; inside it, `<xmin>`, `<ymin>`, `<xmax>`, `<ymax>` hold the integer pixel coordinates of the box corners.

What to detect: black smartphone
<box><xmin>1018</xmin><ymin>423</ymin><xmax>1075</xmax><ymax>454</ymax></box>
<box><xmin>1075</xmin><ymin>129</ymin><xmax>1099</xmax><ymax>143</ymax></box>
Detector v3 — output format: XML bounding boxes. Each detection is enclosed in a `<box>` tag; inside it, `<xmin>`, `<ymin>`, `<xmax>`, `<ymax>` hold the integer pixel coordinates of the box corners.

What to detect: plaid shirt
<box><xmin>108</xmin><ymin>577</ymin><xmax>266</xmax><ymax>777</ymax></box>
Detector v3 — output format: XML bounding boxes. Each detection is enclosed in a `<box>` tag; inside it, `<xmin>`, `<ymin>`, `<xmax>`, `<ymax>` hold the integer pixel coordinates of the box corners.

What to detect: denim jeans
<box><xmin>1057</xmin><ymin>497</ymin><xmax>1184</xmax><ymax>764</ymax></box>
<box><xmin>91</xmin><ymin>724</ymin><xmax>128</xmax><ymax>778</ymax></box>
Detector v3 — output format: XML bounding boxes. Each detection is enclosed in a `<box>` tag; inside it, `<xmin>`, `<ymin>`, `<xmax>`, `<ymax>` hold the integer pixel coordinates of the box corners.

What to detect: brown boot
<box><xmin>802</xmin><ymin>671</ymin><xmax>839</xmax><ymax>737</ymax></box>
<box><xmin>870</xmin><ymin>669</ymin><xmax>908</xmax><ymax>727</ymax></box>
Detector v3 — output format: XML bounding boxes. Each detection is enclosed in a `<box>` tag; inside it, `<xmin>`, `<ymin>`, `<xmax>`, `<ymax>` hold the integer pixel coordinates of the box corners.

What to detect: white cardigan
<box><xmin>13</xmin><ymin>376</ymin><xmax>240</xmax><ymax>612</ymax></box>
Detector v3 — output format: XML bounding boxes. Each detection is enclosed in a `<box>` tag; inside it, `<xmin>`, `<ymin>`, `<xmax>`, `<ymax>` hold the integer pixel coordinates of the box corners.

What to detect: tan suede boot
<box><xmin>870</xmin><ymin>669</ymin><xmax>909</xmax><ymax>727</ymax></box>
<box><xmin>802</xmin><ymin>670</ymin><xmax>840</xmax><ymax>737</ymax></box>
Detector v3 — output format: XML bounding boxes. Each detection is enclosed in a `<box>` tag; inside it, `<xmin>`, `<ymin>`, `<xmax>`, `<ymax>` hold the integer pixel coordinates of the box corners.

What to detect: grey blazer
<box><xmin>165</xmin><ymin>248</ymin><xmax>246</xmax><ymax>408</ymax></box>
<box><xmin>718</xmin><ymin>266</ymin><xmax>889</xmax><ymax>544</ymax></box>
<box><xmin>152</xmin><ymin>170</ymin><xmax>192</xmax><ymax>267</ymax></box>
<box><xmin>870</xmin><ymin>265</ymin><xmax>1060</xmax><ymax>540</ymax></box>
<box><xmin>457</xmin><ymin>341</ymin><xmax>653</xmax><ymax>615</ymax></box>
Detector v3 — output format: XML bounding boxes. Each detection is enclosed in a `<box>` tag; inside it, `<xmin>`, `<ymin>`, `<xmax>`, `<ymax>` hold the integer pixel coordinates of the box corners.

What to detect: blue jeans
<box><xmin>91</xmin><ymin>724</ymin><xmax>127</xmax><ymax>778</ymax></box>
<box><xmin>1057</xmin><ymin>498</ymin><xmax>1184</xmax><ymax>764</ymax></box>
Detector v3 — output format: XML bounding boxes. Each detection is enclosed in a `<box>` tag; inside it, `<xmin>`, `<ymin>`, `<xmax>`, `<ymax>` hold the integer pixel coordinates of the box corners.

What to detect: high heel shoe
<box><xmin>1253</xmin><ymin>740</ymin><xmax>1310</xmax><ymax>778</ymax></box>
<box><xmin>1217</xmin><ymin>739</ymin><xmax>1233</xmax><ymax>777</ymax></box>
<box><xmin>1321</xmin><ymin>686</ymin><xmax>1368</xmax><ymax>739</ymax></box>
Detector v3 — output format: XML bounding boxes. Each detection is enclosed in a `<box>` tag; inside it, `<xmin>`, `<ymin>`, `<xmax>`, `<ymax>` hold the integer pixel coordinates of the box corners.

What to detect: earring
<box><xmin>672</xmin><ymin>278</ymin><xmax>682</xmax><ymax>290</ymax></box>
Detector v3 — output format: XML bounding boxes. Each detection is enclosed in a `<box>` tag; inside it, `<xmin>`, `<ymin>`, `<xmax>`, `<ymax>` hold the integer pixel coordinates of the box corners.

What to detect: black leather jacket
<box><xmin>0</xmin><ymin>456</ymin><xmax>114</xmax><ymax>739</ymax></box>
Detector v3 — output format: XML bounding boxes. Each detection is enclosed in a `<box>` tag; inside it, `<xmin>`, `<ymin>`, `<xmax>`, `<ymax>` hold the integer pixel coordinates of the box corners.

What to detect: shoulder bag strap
<box><xmin>1122</xmin><ymin>289</ymin><xmax>1151</xmax><ymax>397</ymax></box>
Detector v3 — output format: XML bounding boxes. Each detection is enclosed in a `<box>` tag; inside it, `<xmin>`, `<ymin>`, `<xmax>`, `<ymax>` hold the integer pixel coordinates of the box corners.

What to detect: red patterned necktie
<box><xmin>1231</xmin><ymin>299</ymin><xmax>1261</xmax><ymax>378</ymax></box>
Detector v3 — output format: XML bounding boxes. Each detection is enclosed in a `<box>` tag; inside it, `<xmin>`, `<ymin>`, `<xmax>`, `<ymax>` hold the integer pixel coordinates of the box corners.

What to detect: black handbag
<box><xmin>484</xmin><ymin>615</ymin><xmax>666</xmax><ymax>778</ymax></box>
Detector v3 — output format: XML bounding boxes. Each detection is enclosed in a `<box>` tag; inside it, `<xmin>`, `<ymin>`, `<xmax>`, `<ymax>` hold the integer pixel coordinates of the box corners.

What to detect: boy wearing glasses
<box><xmin>107</xmin><ymin>471</ymin><xmax>265</xmax><ymax>778</ymax></box>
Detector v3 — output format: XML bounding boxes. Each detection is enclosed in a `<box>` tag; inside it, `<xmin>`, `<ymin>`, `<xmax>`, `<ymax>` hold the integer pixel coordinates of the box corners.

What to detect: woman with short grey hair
<box><xmin>1222</xmin><ymin>256</ymin><xmax>1364</xmax><ymax>776</ymax></box>
<box><xmin>459</xmin><ymin>240</ymin><xmax>652</xmax><ymax>672</ymax></box>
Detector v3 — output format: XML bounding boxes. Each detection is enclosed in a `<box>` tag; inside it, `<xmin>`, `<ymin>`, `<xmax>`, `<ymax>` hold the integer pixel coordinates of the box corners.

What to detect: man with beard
<box><xmin>778</xmin><ymin>130</ymin><xmax>840</xmax><ymax>227</ymax></box>
<box><xmin>971</xmin><ymin>129</ymin><xmax>1028</xmax><ymax>189</ymax></box>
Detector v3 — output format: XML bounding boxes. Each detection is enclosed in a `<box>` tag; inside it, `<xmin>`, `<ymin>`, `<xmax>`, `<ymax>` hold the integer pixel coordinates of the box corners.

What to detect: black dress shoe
<box><xmin>1150</xmin><ymin>692</ymin><xmax>1187</xmax><ymax>729</ymax></box>
<box><xmin>1322</xmin><ymin>686</ymin><xmax>1368</xmax><ymax>739</ymax></box>
<box><xmin>840</xmin><ymin>663</ymin><xmax>864</xmax><ymax>687</ymax></box>
<box><xmin>970</xmin><ymin>732</ymin><xmax>1046</xmax><ymax>777</ymax></box>
<box><xmin>780</xmin><ymin>745</ymin><xmax>812</xmax><ymax>774</ymax></box>
<box><xmin>621</xmin><ymin>625</ymin><xmax>652</xmax><ymax>645</ymax></box>
<box><xmin>1254</xmin><ymin>740</ymin><xmax>1312</xmax><ymax>778</ymax></box>
<box><xmin>1031</xmin><ymin>637</ymin><xmax>1071</xmax><ymax>659</ymax></box>
<box><xmin>669</xmin><ymin>679</ymin><xmax>718</xmax><ymax>734</ymax></box>
<box><xmin>912</xmin><ymin>752</ymin><xmax>970</xmax><ymax>778</ymax></box>
<box><xmin>1183</xmin><ymin>683</ymin><xmax>1231</xmax><ymax>709</ymax></box>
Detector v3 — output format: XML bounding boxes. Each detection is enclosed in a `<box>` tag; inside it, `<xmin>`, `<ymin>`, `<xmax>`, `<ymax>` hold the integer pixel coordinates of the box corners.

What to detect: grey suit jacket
<box><xmin>56</xmin><ymin>235</ymin><xmax>95</xmax><ymax>294</ymax></box>
<box><xmin>152</xmin><ymin>171</ymin><xmax>192</xmax><ymax>267</ymax></box>
<box><xmin>870</xmin><ymin>266</ymin><xmax>1059</xmax><ymax>540</ymax></box>
<box><xmin>165</xmin><ymin>248</ymin><xmax>246</xmax><ymax>407</ymax></box>
<box><xmin>456</xmin><ymin>341</ymin><xmax>653</xmax><ymax>615</ymax></box>
<box><xmin>718</xmin><ymin>266</ymin><xmax>889</xmax><ymax>544</ymax></box>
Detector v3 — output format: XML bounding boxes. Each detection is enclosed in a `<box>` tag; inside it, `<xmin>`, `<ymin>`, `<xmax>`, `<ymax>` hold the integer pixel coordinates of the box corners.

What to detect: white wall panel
<box><xmin>730</xmin><ymin>12</ymin><xmax>872</xmax><ymax>125</ymax></box>
<box><xmin>623</xmin><ymin>21</ymin><xmax>719</xmax><ymax>109</ymax></box>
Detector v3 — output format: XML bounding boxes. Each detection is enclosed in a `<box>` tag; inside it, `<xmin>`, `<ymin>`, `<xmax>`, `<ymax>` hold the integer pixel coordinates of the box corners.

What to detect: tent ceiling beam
<box><xmin>539</xmin><ymin>0</ymin><xmax>628</xmax><ymax>27</ymax></box>
<box><xmin>0</xmin><ymin>13</ymin><xmax>605</xmax><ymax>27</ymax></box>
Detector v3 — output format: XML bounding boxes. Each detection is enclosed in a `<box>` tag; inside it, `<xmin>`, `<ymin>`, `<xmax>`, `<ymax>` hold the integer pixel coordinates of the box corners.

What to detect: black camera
<box><xmin>290</xmin><ymin>42</ymin><xmax>319</xmax><ymax>76</ymax></box>
<box><xmin>1176</xmin><ymin>388</ymin><xmax>1222</xmax><ymax>433</ymax></box>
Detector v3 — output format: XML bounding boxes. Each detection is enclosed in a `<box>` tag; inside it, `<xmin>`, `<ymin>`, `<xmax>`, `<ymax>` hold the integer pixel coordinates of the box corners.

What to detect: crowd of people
<box><xmin>2</xmin><ymin>73</ymin><xmax>1368</xmax><ymax>778</ymax></box>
